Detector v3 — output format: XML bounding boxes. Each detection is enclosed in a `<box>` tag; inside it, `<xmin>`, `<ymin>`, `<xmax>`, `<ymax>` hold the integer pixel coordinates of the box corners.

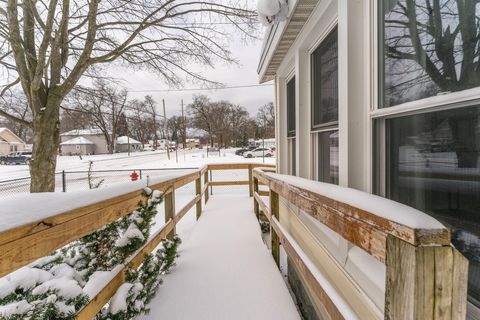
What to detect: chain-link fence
<box><xmin>0</xmin><ymin>168</ymin><xmax>198</xmax><ymax>198</ymax></box>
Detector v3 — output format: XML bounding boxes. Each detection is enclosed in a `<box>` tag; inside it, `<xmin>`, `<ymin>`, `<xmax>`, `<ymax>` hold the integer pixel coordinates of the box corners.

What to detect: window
<box><xmin>311</xmin><ymin>27</ymin><xmax>339</xmax><ymax>184</ymax></box>
<box><xmin>381</xmin><ymin>0</ymin><xmax>480</xmax><ymax>108</ymax></box>
<box><xmin>287</xmin><ymin>76</ymin><xmax>296</xmax><ymax>137</ymax></box>
<box><xmin>312</xmin><ymin>27</ymin><xmax>338</xmax><ymax>128</ymax></box>
<box><xmin>10</xmin><ymin>145</ymin><xmax>17</xmax><ymax>152</ymax></box>
<box><xmin>287</xmin><ymin>76</ymin><xmax>296</xmax><ymax>175</ymax></box>
<box><xmin>312</xmin><ymin>130</ymin><xmax>339</xmax><ymax>183</ymax></box>
<box><xmin>76</xmin><ymin>145</ymin><xmax>80</xmax><ymax>150</ymax></box>
<box><xmin>382</xmin><ymin>105</ymin><xmax>480</xmax><ymax>312</ymax></box>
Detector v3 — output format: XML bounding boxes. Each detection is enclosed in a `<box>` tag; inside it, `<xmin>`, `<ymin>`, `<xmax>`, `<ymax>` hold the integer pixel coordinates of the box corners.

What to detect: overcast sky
<box><xmin>106</xmin><ymin>25</ymin><xmax>274</xmax><ymax>118</ymax></box>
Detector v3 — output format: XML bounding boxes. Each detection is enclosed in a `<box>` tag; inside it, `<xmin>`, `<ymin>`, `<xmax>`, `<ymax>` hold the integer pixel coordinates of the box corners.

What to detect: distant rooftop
<box><xmin>116</xmin><ymin>136</ymin><xmax>141</xmax><ymax>145</ymax></box>
<box><xmin>60</xmin><ymin>137</ymin><xmax>95</xmax><ymax>145</ymax></box>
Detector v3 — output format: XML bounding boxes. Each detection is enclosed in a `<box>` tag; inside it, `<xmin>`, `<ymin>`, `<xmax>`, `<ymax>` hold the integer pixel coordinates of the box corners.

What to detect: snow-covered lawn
<box><xmin>0</xmin><ymin>149</ymin><xmax>275</xmax><ymax>197</ymax></box>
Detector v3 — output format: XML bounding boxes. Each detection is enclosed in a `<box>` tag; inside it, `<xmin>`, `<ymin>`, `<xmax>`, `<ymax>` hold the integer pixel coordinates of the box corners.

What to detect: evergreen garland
<box><xmin>0</xmin><ymin>188</ymin><xmax>181</xmax><ymax>320</ymax></box>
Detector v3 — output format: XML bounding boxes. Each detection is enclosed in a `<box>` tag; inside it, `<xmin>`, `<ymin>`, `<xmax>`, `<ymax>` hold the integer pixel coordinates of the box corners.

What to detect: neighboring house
<box><xmin>258</xmin><ymin>0</ymin><xmax>479</xmax><ymax>319</ymax></box>
<box><xmin>116</xmin><ymin>136</ymin><xmax>142</xmax><ymax>153</ymax></box>
<box><xmin>254</xmin><ymin>138</ymin><xmax>275</xmax><ymax>148</ymax></box>
<box><xmin>0</xmin><ymin>128</ymin><xmax>26</xmax><ymax>156</ymax></box>
<box><xmin>185</xmin><ymin>138</ymin><xmax>200</xmax><ymax>149</ymax></box>
<box><xmin>60</xmin><ymin>129</ymin><xmax>108</xmax><ymax>155</ymax></box>
<box><xmin>59</xmin><ymin>137</ymin><xmax>95</xmax><ymax>155</ymax></box>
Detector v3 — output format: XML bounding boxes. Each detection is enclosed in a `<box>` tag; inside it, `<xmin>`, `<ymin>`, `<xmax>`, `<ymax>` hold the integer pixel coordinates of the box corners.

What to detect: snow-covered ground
<box><xmin>138</xmin><ymin>194</ymin><xmax>301</xmax><ymax>320</ymax></box>
<box><xmin>0</xmin><ymin>149</ymin><xmax>275</xmax><ymax>197</ymax></box>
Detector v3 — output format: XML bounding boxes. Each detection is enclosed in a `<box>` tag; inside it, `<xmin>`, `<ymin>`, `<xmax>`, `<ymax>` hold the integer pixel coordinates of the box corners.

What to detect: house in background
<box><xmin>60</xmin><ymin>129</ymin><xmax>108</xmax><ymax>155</ymax></box>
<box><xmin>0</xmin><ymin>128</ymin><xmax>26</xmax><ymax>156</ymax></box>
<box><xmin>185</xmin><ymin>138</ymin><xmax>200</xmax><ymax>149</ymax></box>
<box><xmin>60</xmin><ymin>137</ymin><xmax>95</xmax><ymax>155</ymax></box>
<box><xmin>116</xmin><ymin>136</ymin><xmax>142</xmax><ymax>153</ymax></box>
<box><xmin>258</xmin><ymin>0</ymin><xmax>479</xmax><ymax>319</ymax></box>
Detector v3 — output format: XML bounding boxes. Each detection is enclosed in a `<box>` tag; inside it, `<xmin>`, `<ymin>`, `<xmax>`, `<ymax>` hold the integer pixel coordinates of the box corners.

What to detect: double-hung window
<box><xmin>377</xmin><ymin>1</ymin><xmax>480</xmax><ymax>314</ymax></box>
<box><xmin>311</xmin><ymin>26</ymin><xmax>339</xmax><ymax>184</ymax></box>
<box><xmin>287</xmin><ymin>76</ymin><xmax>296</xmax><ymax>176</ymax></box>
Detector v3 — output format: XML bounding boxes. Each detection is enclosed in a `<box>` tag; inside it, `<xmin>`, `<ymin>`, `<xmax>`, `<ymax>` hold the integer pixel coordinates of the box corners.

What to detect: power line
<box><xmin>130</xmin><ymin>83</ymin><xmax>273</xmax><ymax>93</ymax></box>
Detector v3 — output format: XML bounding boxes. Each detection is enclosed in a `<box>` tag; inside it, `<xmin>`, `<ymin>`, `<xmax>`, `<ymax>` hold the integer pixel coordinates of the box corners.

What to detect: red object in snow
<box><xmin>130</xmin><ymin>171</ymin><xmax>139</xmax><ymax>181</ymax></box>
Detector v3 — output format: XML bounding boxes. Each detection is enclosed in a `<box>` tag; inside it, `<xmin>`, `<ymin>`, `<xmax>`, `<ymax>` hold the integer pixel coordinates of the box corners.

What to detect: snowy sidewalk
<box><xmin>137</xmin><ymin>194</ymin><xmax>301</xmax><ymax>320</ymax></box>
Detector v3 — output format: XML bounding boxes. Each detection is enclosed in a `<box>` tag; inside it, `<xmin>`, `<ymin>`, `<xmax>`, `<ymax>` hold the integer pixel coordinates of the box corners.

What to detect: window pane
<box><xmin>382</xmin><ymin>0</ymin><xmax>480</xmax><ymax>107</ymax></box>
<box><xmin>386</xmin><ymin>106</ymin><xmax>480</xmax><ymax>309</ymax></box>
<box><xmin>288</xmin><ymin>138</ymin><xmax>296</xmax><ymax>176</ymax></box>
<box><xmin>316</xmin><ymin>131</ymin><xmax>339</xmax><ymax>184</ymax></box>
<box><xmin>312</xmin><ymin>27</ymin><xmax>338</xmax><ymax>126</ymax></box>
<box><xmin>287</xmin><ymin>77</ymin><xmax>296</xmax><ymax>136</ymax></box>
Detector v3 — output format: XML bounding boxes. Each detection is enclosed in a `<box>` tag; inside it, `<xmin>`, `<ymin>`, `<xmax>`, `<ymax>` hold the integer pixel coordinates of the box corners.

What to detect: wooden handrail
<box><xmin>252</xmin><ymin>168</ymin><xmax>449</xmax><ymax>262</ymax></box>
<box><xmin>252</xmin><ymin>167</ymin><xmax>469</xmax><ymax>320</ymax></box>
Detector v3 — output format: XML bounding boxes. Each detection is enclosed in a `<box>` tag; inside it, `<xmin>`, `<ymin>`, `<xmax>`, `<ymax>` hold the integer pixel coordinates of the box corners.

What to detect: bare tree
<box><xmin>257</xmin><ymin>102</ymin><xmax>275</xmax><ymax>139</ymax></box>
<box><xmin>0</xmin><ymin>0</ymin><xmax>256</xmax><ymax>191</ymax></box>
<box><xmin>128</xmin><ymin>99</ymin><xmax>154</xmax><ymax>148</ymax></box>
<box><xmin>188</xmin><ymin>95</ymin><xmax>215</xmax><ymax>146</ymax></box>
<box><xmin>68</xmin><ymin>81</ymin><xmax>129</xmax><ymax>154</ymax></box>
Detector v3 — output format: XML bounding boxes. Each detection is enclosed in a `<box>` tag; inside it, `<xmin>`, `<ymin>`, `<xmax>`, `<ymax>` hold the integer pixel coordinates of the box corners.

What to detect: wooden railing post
<box><xmin>204</xmin><ymin>170</ymin><xmax>209</xmax><ymax>204</ymax></box>
<box><xmin>196</xmin><ymin>177</ymin><xmax>202</xmax><ymax>220</ymax></box>
<box><xmin>270</xmin><ymin>190</ymin><xmax>280</xmax><ymax>268</ymax></box>
<box><xmin>248</xmin><ymin>164</ymin><xmax>253</xmax><ymax>197</ymax></box>
<box><xmin>384</xmin><ymin>235</ymin><xmax>468</xmax><ymax>320</ymax></box>
<box><xmin>253</xmin><ymin>177</ymin><xmax>259</xmax><ymax>219</ymax></box>
<box><xmin>164</xmin><ymin>187</ymin><xmax>175</xmax><ymax>239</ymax></box>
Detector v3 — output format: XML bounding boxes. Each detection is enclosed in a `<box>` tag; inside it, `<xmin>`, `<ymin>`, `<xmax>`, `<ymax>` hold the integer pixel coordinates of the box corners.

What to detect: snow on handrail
<box><xmin>252</xmin><ymin>168</ymin><xmax>450</xmax><ymax>262</ymax></box>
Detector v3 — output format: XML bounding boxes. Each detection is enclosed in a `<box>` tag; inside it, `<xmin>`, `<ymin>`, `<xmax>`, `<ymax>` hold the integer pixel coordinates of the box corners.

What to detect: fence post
<box><xmin>253</xmin><ymin>177</ymin><xmax>259</xmax><ymax>219</ymax></box>
<box><xmin>195</xmin><ymin>177</ymin><xmax>202</xmax><ymax>220</ymax></box>
<box><xmin>384</xmin><ymin>235</ymin><xmax>468</xmax><ymax>320</ymax></box>
<box><xmin>209</xmin><ymin>170</ymin><xmax>213</xmax><ymax>195</ymax></box>
<box><xmin>204</xmin><ymin>170</ymin><xmax>209</xmax><ymax>204</ymax></box>
<box><xmin>164</xmin><ymin>186</ymin><xmax>175</xmax><ymax>239</ymax></box>
<box><xmin>62</xmin><ymin>170</ymin><xmax>66</xmax><ymax>192</ymax></box>
<box><xmin>270</xmin><ymin>190</ymin><xmax>280</xmax><ymax>267</ymax></box>
<box><xmin>139</xmin><ymin>169</ymin><xmax>142</xmax><ymax>180</ymax></box>
<box><xmin>248</xmin><ymin>164</ymin><xmax>253</xmax><ymax>197</ymax></box>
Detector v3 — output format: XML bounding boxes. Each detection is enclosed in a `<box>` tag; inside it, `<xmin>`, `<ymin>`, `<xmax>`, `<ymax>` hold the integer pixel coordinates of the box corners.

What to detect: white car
<box><xmin>243</xmin><ymin>148</ymin><xmax>273</xmax><ymax>158</ymax></box>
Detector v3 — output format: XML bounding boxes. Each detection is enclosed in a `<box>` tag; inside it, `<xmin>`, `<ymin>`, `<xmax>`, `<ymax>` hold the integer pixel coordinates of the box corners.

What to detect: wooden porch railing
<box><xmin>0</xmin><ymin>163</ymin><xmax>273</xmax><ymax>319</ymax></box>
<box><xmin>252</xmin><ymin>167</ymin><xmax>469</xmax><ymax>320</ymax></box>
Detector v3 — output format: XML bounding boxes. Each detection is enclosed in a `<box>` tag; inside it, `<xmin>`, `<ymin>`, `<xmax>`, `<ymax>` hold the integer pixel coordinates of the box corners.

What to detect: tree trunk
<box><xmin>29</xmin><ymin>95</ymin><xmax>62</xmax><ymax>192</ymax></box>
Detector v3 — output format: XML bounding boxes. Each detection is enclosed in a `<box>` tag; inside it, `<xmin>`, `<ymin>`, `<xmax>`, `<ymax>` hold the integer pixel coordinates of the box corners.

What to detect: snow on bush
<box><xmin>0</xmin><ymin>187</ymin><xmax>182</xmax><ymax>320</ymax></box>
<box><xmin>257</xmin><ymin>0</ymin><xmax>288</xmax><ymax>26</ymax></box>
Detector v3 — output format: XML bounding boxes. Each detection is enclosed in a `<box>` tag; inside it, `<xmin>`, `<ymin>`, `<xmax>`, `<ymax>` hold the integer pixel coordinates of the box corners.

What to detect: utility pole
<box><xmin>181</xmin><ymin>99</ymin><xmax>187</xmax><ymax>161</ymax></box>
<box><xmin>163</xmin><ymin>99</ymin><xmax>170</xmax><ymax>160</ymax></box>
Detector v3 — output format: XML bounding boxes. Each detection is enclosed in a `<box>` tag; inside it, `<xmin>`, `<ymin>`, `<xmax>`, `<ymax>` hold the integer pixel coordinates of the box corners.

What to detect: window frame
<box><xmin>286</xmin><ymin>75</ymin><xmax>296</xmax><ymax>138</ymax></box>
<box><xmin>310</xmin><ymin>25</ymin><xmax>339</xmax><ymax>131</ymax></box>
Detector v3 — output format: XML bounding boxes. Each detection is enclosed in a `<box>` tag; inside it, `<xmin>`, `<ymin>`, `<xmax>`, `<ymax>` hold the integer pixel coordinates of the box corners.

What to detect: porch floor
<box><xmin>137</xmin><ymin>194</ymin><xmax>301</xmax><ymax>320</ymax></box>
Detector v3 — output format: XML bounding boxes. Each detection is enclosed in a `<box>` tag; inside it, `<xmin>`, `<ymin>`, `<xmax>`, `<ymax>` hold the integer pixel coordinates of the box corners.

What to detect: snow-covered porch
<box><xmin>0</xmin><ymin>162</ymin><xmax>470</xmax><ymax>320</ymax></box>
<box><xmin>137</xmin><ymin>193</ymin><xmax>300</xmax><ymax>320</ymax></box>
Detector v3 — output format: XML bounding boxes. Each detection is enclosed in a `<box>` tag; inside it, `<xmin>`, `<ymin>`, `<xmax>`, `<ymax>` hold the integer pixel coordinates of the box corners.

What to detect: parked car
<box><xmin>243</xmin><ymin>148</ymin><xmax>273</xmax><ymax>158</ymax></box>
<box><xmin>235</xmin><ymin>146</ymin><xmax>255</xmax><ymax>156</ymax></box>
<box><xmin>0</xmin><ymin>152</ymin><xmax>31</xmax><ymax>165</ymax></box>
<box><xmin>16</xmin><ymin>151</ymin><xmax>32</xmax><ymax>159</ymax></box>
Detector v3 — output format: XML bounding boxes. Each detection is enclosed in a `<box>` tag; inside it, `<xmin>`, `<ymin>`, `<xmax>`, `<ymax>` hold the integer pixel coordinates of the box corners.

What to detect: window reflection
<box><xmin>386</xmin><ymin>106</ymin><xmax>480</xmax><ymax>310</ymax></box>
<box><xmin>382</xmin><ymin>0</ymin><xmax>480</xmax><ymax>107</ymax></box>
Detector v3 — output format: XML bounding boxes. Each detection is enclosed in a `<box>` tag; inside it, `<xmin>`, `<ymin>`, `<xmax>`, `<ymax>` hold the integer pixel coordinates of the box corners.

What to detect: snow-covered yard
<box><xmin>0</xmin><ymin>149</ymin><xmax>275</xmax><ymax>197</ymax></box>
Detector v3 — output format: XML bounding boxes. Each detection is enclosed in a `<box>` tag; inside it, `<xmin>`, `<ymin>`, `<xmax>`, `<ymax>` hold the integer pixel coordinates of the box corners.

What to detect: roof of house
<box><xmin>116</xmin><ymin>136</ymin><xmax>141</xmax><ymax>145</ymax></box>
<box><xmin>60</xmin><ymin>137</ymin><xmax>95</xmax><ymax>145</ymax></box>
<box><xmin>257</xmin><ymin>0</ymin><xmax>319</xmax><ymax>82</ymax></box>
<box><xmin>0</xmin><ymin>127</ymin><xmax>26</xmax><ymax>145</ymax></box>
<box><xmin>61</xmin><ymin>129</ymin><xmax>105</xmax><ymax>136</ymax></box>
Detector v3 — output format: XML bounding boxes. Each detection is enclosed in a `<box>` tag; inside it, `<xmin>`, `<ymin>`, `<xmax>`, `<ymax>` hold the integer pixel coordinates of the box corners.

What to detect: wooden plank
<box><xmin>204</xmin><ymin>171</ymin><xmax>209</xmax><ymax>203</ymax></box>
<box><xmin>253</xmin><ymin>169</ymin><xmax>450</xmax><ymax>262</ymax></box>
<box><xmin>248</xmin><ymin>164</ymin><xmax>253</xmax><ymax>197</ymax></box>
<box><xmin>270</xmin><ymin>190</ymin><xmax>280</xmax><ymax>267</ymax></box>
<box><xmin>384</xmin><ymin>235</ymin><xmax>467</xmax><ymax>320</ymax></box>
<box><xmin>0</xmin><ymin>194</ymin><xmax>145</xmax><ymax>278</ymax></box>
<box><xmin>76</xmin><ymin>220</ymin><xmax>174</xmax><ymax>320</ymax></box>
<box><xmin>451</xmin><ymin>249</ymin><xmax>469</xmax><ymax>320</ymax></box>
<box><xmin>208</xmin><ymin>180</ymin><xmax>249</xmax><ymax>186</ymax></box>
<box><xmin>175</xmin><ymin>195</ymin><xmax>201</xmax><ymax>224</ymax></box>
<box><xmin>258</xmin><ymin>190</ymin><xmax>270</xmax><ymax>197</ymax></box>
<box><xmin>173</xmin><ymin>171</ymin><xmax>201</xmax><ymax>190</ymax></box>
<box><xmin>270</xmin><ymin>217</ymin><xmax>345</xmax><ymax>320</ymax></box>
<box><xmin>195</xmin><ymin>178</ymin><xmax>202</xmax><ymax>220</ymax></box>
<box><xmin>254</xmin><ymin>192</ymin><xmax>271</xmax><ymax>221</ymax></box>
<box><xmin>253</xmin><ymin>177</ymin><xmax>259</xmax><ymax>219</ymax></box>
<box><xmin>208</xmin><ymin>163</ymin><xmax>250</xmax><ymax>170</ymax></box>
<box><xmin>164</xmin><ymin>187</ymin><xmax>175</xmax><ymax>239</ymax></box>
